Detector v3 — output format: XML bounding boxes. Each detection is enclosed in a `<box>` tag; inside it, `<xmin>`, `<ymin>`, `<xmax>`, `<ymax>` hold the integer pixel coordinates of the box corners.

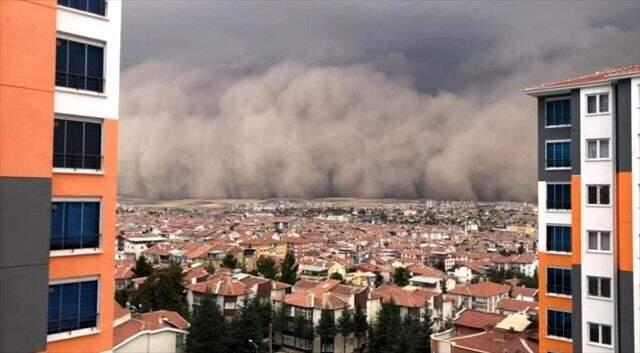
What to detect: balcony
<box><xmin>50</xmin><ymin>233</ymin><xmax>100</xmax><ymax>251</ymax></box>
<box><xmin>56</xmin><ymin>72</ymin><xmax>105</xmax><ymax>93</ymax></box>
<box><xmin>58</xmin><ymin>0</ymin><xmax>106</xmax><ymax>17</ymax></box>
<box><xmin>48</xmin><ymin>312</ymin><xmax>99</xmax><ymax>335</ymax></box>
<box><xmin>54</xmin><ymin>153</ymin><xmax>103</xmax><ymax>171</ymax></box>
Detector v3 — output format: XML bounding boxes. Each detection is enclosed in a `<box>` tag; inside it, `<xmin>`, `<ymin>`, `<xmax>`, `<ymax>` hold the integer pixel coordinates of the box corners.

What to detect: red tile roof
<box><xmin>373</xmin><ymin>284</ymin><xmax>436</xmax><ymax>308</ymax></box>
<box><xmin>454</xmin><ymin>309</ymin><xmax>505</xmax><ymax>329</ymax></box>
<box><xmin>524</xmin><ymin>64</ymin><xmax>640</xmax><ymax>93</ymax></box>
<box><xmin>451</xmin><ymin>330</ymin><xmax>538</xmax><ymax>353</ymax></box>
<box><xmin>449</xmin><ymin>282</ymin><xmax>511</xmax><ymax>297</ymax></box>
<box><xmin>496</xmin><ymin>298</ymin><xmax>538</xmax><ymax>313</ymax></box>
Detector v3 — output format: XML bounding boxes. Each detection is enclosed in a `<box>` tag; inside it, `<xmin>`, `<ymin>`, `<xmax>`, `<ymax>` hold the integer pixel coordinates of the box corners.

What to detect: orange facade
<box><xmin>616</xmin><ymin>172</ymin><xmax>633</xmax><ymax>272</ymax></box>
<box><xmin>1</xmin><ymin>1</ymin><xmax>117</xmax><ymax>352</ymax></box>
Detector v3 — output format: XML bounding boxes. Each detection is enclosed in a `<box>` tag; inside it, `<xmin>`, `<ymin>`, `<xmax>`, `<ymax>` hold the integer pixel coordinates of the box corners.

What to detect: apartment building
<box><xmin>523</xmin><ymin>65</ymin><xmax>640</xmax><ymax>353</ymax></box>
<box><xmin>0</xmin><ymin>1</ymin><xmax>121</xmax><ymax>352</ymax></box>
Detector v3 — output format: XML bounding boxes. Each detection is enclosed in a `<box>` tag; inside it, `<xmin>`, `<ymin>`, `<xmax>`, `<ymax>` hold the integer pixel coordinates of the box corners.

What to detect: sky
<box><xmin>118</xmin><ymin>1</ymin><xmax>640</xmax><ymax>201</ymax></box>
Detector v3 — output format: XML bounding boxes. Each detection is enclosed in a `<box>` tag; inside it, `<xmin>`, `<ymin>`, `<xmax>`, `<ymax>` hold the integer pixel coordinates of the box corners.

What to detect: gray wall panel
<box><xmin>618</xmin><ymin>270</ymin><xmax>634</xmax><ymax>352</ymax></box>
<box><xmin>538</xmin><ymin>95</ymin><xmax>573</xmax><ymax>182</ymax></box>
<box><xmin>570</xmin><ymin>89</ymin><xmax>581</xmax><ymax>176</ymax></box>
<box><xmin>572</xmin><ymin>264</ymin><xmax>582</xmax><ymax>352</ymax></box>
<box><xmin>616</xmin><ymin>79</ymin><xmax>632</xmax><ymax>172</ymax></box>
<box><xmin>0</xmin><ymin>264</ymin><xmax>48</xmax><ymax>353</ymax></box>
<box><xmin>0</xmin><ymin>177</ymin><xmax>51</xmax><ymax>268</ymax></box>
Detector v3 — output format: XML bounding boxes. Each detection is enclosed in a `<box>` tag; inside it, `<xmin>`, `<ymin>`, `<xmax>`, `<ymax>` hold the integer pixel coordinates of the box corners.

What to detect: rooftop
<box><xmin>523</xmin><ymin>64</ymin><xmax>640</xmax><ymax>94</ymax></box>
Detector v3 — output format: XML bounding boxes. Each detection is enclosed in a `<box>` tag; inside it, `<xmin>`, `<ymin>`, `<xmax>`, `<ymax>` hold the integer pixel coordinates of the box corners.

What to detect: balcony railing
<box><xmin>50</xmin><ymin>234</ymin><xmax>101</xmax><ymax>251</ymax></box>
<box><xmin>56</xmin><ymin>72</ymin><xmax>104</xmax><ymax>93</ymax></box>
<box><xmin>54</xmin><ymin>153</ymin><xmax>103</xmax><ymax>170</ymax></box>
<box><xmin>48</xmin><ymin>313</ymin><xmax>99</xmax><ymax>335</ymax></box>
<box><xmin>546</xmin><ymin>200</ymin><xmax>570</xmax><ymax>210</ymax></box>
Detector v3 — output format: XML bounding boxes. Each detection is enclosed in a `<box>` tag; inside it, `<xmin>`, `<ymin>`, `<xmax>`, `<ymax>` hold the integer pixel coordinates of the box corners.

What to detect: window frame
<box><xmin>586</xmin><ymin>230</ymin><xmax>612</xmax><ymax>253</ymax></box>
<box><xmin>57</xmin><ymin>0</ymin><xmax>107</xmax><ymax>17</ymax></box>
<box><xmin>585</xmin><ymin>138</ymin><xmax>611</xmax><ymax>161</ymax></box>
<box><xmin>546</xmin><ymin>183</ymin><xmax>571</xmax><ymax>211</ymax></box>
<box><xmin>586</xmin><ymin>276</ymin><xmax>611</xmax><ymax>299</ymax></box>
<box><xmin>50</xmin><ymin>197</ymin><xmax>102</xmax><ymax>256</ymax></box>
<box><xmin>544</xmin><ymin>96</ymin><xmax>572</xmax><ymax>128</ymax></box>
<box><xmin>47</xmin><ymin>277</ymin><xmax>100</xmax><ymax>341</ymax></box>
<box><xmin>53</xmin><ymin>115</ymin><xmax>104</xmax><ymax>173</ymax></box>
<box><xmin>546</xmin><ymin>225</ymin><xmax>571</xmax><ymax>253</ymax></box>
<box><xmin>587</xmin><ymin>322</ymin><xmax>612</xmax><ymax>347</ymax></box>
<box><xmin>586</xmin><ymin>93</ymin><xmax>610</xmax><ymax>115</ymax></box>
<box><xmin>546</xmin><ymin>267</ymin><xmax>572</xmax><ymax>296</ymax></box>
<box><xmin>56</xmin><ymin>34</ymin><xmax>106</xmax><ymax>94</ymax></box>
<box><xmin>545</xmin><ymin>139</ymin><xmax>572</xmax><ymax>170</ymax></box>
<box><xmin>547</xmin><ymin>309</ymin><xmax>572</xmax><ymax>340</ymax></box>
<box><xmin>586</xmin><ymin>185</ymin><xmax>611</xmax><ymax>206</ymax></box>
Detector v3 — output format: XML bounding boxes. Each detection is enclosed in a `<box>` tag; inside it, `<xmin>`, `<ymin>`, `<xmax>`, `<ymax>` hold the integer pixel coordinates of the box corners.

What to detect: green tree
<box><xmin>392</xmin><ymin>267</ymin><xmax>411</xmax><ymax>287</ymax></box>
<box><xmin>353</xmin><ymin>306</ymin><xmax>368</xmax><ymax>351</ymax></box>
<box><xmin>222</xmin><ymin>253</ymin><xmax>238</xmax><ymax>269</ymax></box>
<box><xmin>114</xmin><ymin>288</ymin><xmax>133</xmax><ymax>308</ymax></box>
<box><xmin>398</xmin><ymin>310</ymin><xmax>423</xmax><ymax>353</ymax></box>
<box><xmin>422</xmin><ymin>306</ymin><xmax>434</xmax><ymax>353</ymax></box>
<box><xmin>367</xmin><ymin>304</ymin><xmax>401</xmax><ymax>353</ymax></box>
<box><xmin>132</xmin><ymin>255</ymin><xmax>153</xmax><ymax>277</ymax></box>
<box><xmin>337</xmin><ymin>309</ymin><xmax>354</xmax><ymax>353</ymax></box>
<box><xmin>205</xmin><ymin>261</ymin><xmax>216</xmax><ymax>274</ymax></box>
<box><xmin>187</xmin><ymin>294</ymin><xmax>226</xmax><ymax>353</ymax></box>
<box><xmin>132</xmin><ymin>262</ymin><xmax>189</xmax><ymax>318</ymax></box>
<box><xmin>280</xmin><ymin>250</ymin><xmax>299</xmax><ymax>285</ymax></box>
<box><xmin>272</xmin><ymin>303</ymin><xmax>289</xmax><ymax>338</ymax></box>
<box><xmin>316</xmin><ymin>310</ymin><xmax>336</xmax><ymax>352</ymax></box>
<box><xmin>224</xmin><ymin>298</ymin><xmax>272</xmax><ymax>353</ymax></box>
<box><xmin>256</xmin><ymin>255</ymin><xmax>278</xmax><ymax>280</ymax></box>
<box><xmin>293</xmin><ymin>314</ymin><xmax>314</xmax><ymax>348</ymax></box>
<box><xmin>433</xmin><ymin>260</ymin><xmax>446</xmax><ymax>272</ymax></box>
<box><xmin>330</xmin><ymin>272</ymin><xmax>344</xmax><ymax>282</ymax></box>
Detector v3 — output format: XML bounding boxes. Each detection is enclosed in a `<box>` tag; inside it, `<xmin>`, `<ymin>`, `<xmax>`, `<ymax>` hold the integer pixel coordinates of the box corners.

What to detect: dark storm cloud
<box><xmin>118</xmin><ymin>1</ymin><xmax>640</xmax><ymax>201</ymax></box>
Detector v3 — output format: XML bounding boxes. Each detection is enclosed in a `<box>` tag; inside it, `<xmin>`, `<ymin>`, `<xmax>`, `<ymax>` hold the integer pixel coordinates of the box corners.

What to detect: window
<box><xmin>547</xmin><ymin>268</ymin><xmax>571</xmax><ymax>295</ymax></box>
<box><xmin>57</xmin><ymin>0</ymin><xmax>105</xmax><ymax>16</ymax></box>
<box><xmin>223</xmin><ymin>296</ymin><xmax>237</xmax><ymax>309</ymax></box>
<box><xmin>546</xmin><ymin>141</ymin><xmax>571</xmax><ymax>168</ymax></box>
<box><xmin>587</xmin><ymin>231</ymin><xmax>611</xmax><ymax>252</ymax></box>
<box><xmin>48</xmin><ymin>280</ymin><xmax>98</xmax><ymax>335</ymax></box>
<box><xmin>56</xmin><ymin>38</ymin><xmax>104</xmax><ymax>93</ymax></box>
<box><xmin>546</xmin><ymin>184</ymin><xmax>571</xmax><ymax>210</ymax></box>
<box><xmin>587</xmin><ymin>185</ymin><xmax>610</xmax><ymax>205</ymax></box>
<box><xmin>588</xmin><ymin>323</ymin><xmax>612</xmax><ymax>346</ymax></box>
<box><xmin>545</xmin><ymin>99</ymin><xmax>571</xmax><ymax>126</ymax></box>
<box><xmin>53</xmin><ymin>118</ymin><xmax>102</xmax><ymax>170</ymax></box>
<box><xmin>51</xmin><ymin>201</ymin><xmax>100</xmax><ymax>251</ymax></box>
<box><xmin>548</xmin><ymin>310</ymin><xmax>572</xmax><ymax>339</ymax></box>
<box><xmin>587</xmin><ymin>276</ymin><xmax>611</xmax><ymax>298</ymax></box>
<box><xmin>547</xmin><ymin>225</ymin><xmax>571</xmax><ymax>252</ymax></box>
<box><xmin>586</xmin><ymin>139</ymin><xmax>610</xmax><ymax>160</ymax></box>
<box><xmin>587</xmin><ymin>93</ymin><xmax>609</xmax><ymax>114</ymax></box>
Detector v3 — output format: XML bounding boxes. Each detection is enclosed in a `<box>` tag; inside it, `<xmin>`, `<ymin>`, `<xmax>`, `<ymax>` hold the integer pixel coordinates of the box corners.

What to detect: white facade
<box><xmin>113</xmin><ymin>329</ymin><xmax>187</xmax><ymax>353</ymax></box>
<box><xmin>580</xmin><ymin>84</ymin><xmax>616</xmax><ymax>353</ymax></box>
<box><xmin>55</xmin><ymin>1</ymin><xmax>122</xmax><ymax>120</ymax></box>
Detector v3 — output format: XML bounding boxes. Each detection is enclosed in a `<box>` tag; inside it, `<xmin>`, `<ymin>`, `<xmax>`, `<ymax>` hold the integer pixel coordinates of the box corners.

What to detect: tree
<box><xmin>256</xmin><ymin>255</ymin><xmax>278</xmax><ymax>280</ymax></box>
<box><xmin>353</xmin><ymin>306</ymin><xmax>368</xmax><ymax>351</ymax></box>
<box><xmin>398</xmin><ymin>311</ymin><xmax>423</xmax><ymax>353</ymax></box>
<box><xmin>115</xmin><ymin>288</ymin><xmax>132</xmax><ymax>308</ymax></box>
<box><xmin>439</xmin><ymin>278</ymin><xmax>448</xmax><ymax>293</ymax></box>
<box><xmin>222</xmin><ymin>253</ymin><xmax>238</xmax><ymax>269</ymax></box>
<box><xmin>294</xmin><ymin>314</ymin><xmax>314</xmax><ymax>348</ymax></box>
<box><xmin>187</xmin><ymin>294</ymin><xmax>226</xmax><ymax>353</ymax></box>
<box><xmin>422</xmin><ymin>306</ymin><xmax>434</xmax><ymax>353</ymax></box>
<box><xmin>337</xmin><ymin>309</ymin><xmax>354</xmax><ymax>353</ymax></box>
<box><xmin>225</xmin><ymin>298</ymin><xmax>272</xmax><ymax>353</ymax></box>
<box><xmin>280</xmin><ymin>250</ymin><xmax>299</xmax><ymax>285</ymax></box>
<box><xmin>392</xmin><ymin>267</ymin><xmax>411</xmax><ymax>287</ymax></box>
<box><xmin>330</xmin><ymin>272</ymin><xmax>344</xmax><ymax>282</ymax></box>
<box><xmin>205</xmin><ymin>261</ymin><xmax>216</xmax><ymax>274</ymax></box>
<box><xmin>367</xmin><ymin>304</ymin><xmax>402</xmax><ymax>353</ymax></box>
<box><xmin>132</xmin><ymin>255</ymin><xmax>153</xmax><ymax>277</ymax></box>
<box><xmin>517</xmin><ymin>242</ymin><xmax>525</xmax><ymax>255</ymax></box>
<box><xmin>132</xmin><ymin>262</ymin><xmax>189</xmax><ymax>318</ymax></box>
<box><xmin>272</xmin><ymin>303</ymin><xmax>289</xmax><ymax>338</ymax></box>
<box><xmin>316</xmin><ymin>310</ymin><xmax>336</xmax><ymax>352</ymax></box>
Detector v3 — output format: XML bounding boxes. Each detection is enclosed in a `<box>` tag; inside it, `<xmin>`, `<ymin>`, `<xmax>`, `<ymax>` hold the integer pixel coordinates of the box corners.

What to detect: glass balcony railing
<box><xmin>50</xmin><ymin>234</ymin><xmax>100</xmax><ymax>251</ymax></box>
<box><xmin>48</xmin><ymin>313</ymin><xmax>99</xmax><ymax>335</ymax></box>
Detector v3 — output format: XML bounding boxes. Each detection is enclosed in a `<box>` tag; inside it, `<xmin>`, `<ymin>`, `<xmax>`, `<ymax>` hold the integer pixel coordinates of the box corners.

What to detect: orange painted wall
<box><xmin>48</xmin><ymin>120</ymin><xmax>118</xmax><ymax>353</ymax></box>
<box><xmin>0</xmin><ymin>0</ymin><xmax>56</xmax><ymax>178</ymax></box>
<box><xmin>538</xmin><ymin>252</ymin><xmax>573</xmax><ymax>353</ymax></box>
<box><xmin>616</xmin><ymin>172</ymin><xmax>633</xmax><ymax>272</ymax></box>
<box><xmin>571</xmin><ymin>175</ymin><xmax>581</xmax><ymax>265</ymax></box>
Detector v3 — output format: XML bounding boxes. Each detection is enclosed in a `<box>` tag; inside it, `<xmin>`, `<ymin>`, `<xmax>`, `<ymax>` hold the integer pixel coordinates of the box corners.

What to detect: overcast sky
<box><xmin>118</xmin><ymin>1</ymin><xmax>640</xmax><ymax>201</ymax></box>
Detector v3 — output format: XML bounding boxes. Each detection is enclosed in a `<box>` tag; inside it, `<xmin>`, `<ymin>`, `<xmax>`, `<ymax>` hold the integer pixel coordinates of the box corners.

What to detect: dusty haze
<box><xmin>119</xmin><ymin>1</ymin><xmax>640</xmax><ymax>201</ymax></box>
